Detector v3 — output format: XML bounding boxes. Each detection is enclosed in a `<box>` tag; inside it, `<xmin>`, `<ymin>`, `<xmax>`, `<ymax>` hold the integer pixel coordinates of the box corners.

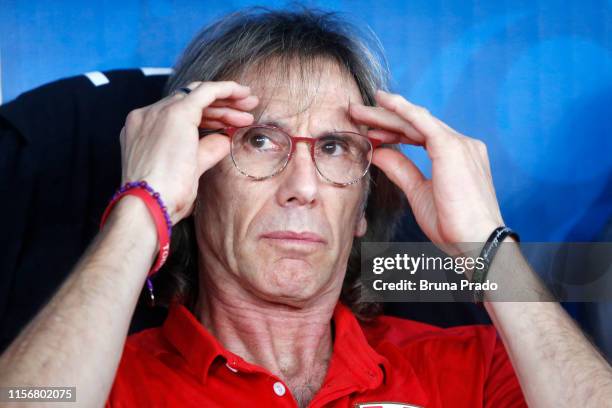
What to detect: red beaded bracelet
<box><xmin>99</xmin><ymin>181</ymin><xmax>172</xmax><ymax>304</ymax></box>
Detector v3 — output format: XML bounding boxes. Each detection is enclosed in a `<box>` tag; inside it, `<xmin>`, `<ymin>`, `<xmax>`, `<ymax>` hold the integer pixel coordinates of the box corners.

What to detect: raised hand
<box><xmin>350</xmin><ymin>90</ymin><xmax>504</xmax><ymax>248</ymax></box>
<box><xmin>120</xmin><ymin>81</ymin><xmax>259</xmax><ymax>224</ymax></box>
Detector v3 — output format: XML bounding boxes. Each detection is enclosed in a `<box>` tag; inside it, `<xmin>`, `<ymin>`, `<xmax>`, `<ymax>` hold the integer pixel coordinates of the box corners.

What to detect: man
<box><xmin>1</xmin><ymin>8</ymin><xmax>611</xmax><ymax>408</ymax></box>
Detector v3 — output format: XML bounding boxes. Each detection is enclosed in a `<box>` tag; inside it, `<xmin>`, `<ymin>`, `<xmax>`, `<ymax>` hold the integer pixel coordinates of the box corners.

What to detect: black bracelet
<box><xmin>472</xmin><ymin>226</ymin><xmax>520</xmax><ymax>303</ymax></box>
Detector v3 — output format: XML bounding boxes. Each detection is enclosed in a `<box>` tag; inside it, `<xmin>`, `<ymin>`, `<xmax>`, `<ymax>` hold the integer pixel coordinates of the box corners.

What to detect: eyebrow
<box><xmin>258</xmin><ymin>120</ymin><xmax>287</xmax><ymax>129</ymax></box>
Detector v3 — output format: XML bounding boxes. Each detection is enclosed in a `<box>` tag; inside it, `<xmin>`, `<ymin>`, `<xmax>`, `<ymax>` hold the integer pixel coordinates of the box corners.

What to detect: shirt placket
<box><xmin>225</xmin><ymin>354</ymin><xmax>301</xmax><ymax>407</ymax></box>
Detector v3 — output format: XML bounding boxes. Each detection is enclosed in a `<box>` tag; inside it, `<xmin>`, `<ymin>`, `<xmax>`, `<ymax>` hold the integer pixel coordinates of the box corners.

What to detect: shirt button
<box><xmin>273</xmin><ymin>381</ymin><xmax>286</xmax><ymax>396</ymax></box>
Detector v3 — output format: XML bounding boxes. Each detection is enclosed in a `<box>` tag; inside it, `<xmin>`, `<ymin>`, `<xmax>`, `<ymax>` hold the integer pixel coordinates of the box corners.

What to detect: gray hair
<box><xmin>155</xmin><ymin>6</ymin><xmax>406</xmax><ymax>320</ymax></box>
<box><xmin>165</xmin><ymin>7</ymin><xmax>390</xmax><ymax>105</ymax></box>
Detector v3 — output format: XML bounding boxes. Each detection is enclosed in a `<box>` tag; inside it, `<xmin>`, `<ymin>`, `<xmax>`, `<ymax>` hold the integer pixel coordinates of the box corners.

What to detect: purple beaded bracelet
<box><xmin>113</xmin><ymin>181</ymin><xmax>173</xmax><ymax>239</ymax></box>
<box><xmin>103</xmin><ymin>180</ymin><xmax>173</xmax><ymax>305</ymax></box>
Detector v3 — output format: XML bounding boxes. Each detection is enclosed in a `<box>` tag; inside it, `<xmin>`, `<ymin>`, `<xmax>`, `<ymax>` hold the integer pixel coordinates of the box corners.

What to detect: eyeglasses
<box><xmin>200</xmin><ymin>125</ymin><xmax>384</xmax><ymax>186</ymax></box>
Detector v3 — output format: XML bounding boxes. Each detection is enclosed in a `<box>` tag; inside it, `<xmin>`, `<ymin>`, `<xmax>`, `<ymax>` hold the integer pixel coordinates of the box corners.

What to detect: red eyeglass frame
<box><xmin>200</xmin><ymin>124</ymin><xmax>386</xmax><ymax>185</ymax></box>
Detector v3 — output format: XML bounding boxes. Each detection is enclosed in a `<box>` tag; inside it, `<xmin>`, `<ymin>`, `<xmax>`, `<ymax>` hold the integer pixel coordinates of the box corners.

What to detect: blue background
<box><xmin>1</xmin><ymin>0</ymin><xmax>611</xmax><ymax>351</ymax></box>
<box><xmin>2</xmin><ymin>0</ymin><xmax>611</xmax><ymax>242</ymax></box>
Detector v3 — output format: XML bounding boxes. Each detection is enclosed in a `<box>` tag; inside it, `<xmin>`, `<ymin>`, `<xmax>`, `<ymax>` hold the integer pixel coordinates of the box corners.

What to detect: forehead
<box><xmin>240</xmin><ymin>59</ymin><xmax>364</xmax><ymax>131</ymax></box>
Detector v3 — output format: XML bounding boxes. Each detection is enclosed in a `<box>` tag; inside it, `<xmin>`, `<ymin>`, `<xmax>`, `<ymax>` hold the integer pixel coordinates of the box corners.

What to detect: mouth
<box><xmin>260</xmin><ymin>230</ymin><xmax>327</xmax><ymax>247</ymax></box>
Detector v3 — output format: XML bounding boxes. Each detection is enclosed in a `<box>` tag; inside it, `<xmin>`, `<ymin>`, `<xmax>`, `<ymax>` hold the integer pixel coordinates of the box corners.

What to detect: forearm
<box><xmin>484</xmin><ymin>241</ymin><xmax>612</xmax><ymax>407</ymax></box>
<box><xmin>0</xmin><ymin>196</ymin><xmax>157</xmax><ymax>407</ymax></box>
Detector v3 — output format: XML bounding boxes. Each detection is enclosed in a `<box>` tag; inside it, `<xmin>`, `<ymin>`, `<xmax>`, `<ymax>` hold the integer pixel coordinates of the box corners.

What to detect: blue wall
<box><xmin>2</xmin><ymin>0</ymin><xmax>610</xmax><ymax>243</ymax></box>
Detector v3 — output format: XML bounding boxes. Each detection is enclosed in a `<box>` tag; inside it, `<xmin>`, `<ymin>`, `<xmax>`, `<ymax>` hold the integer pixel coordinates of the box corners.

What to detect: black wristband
<box><xmin>472</xmin><ymin>226</ymin><xmax>520</xmax><ymax>303</ymax></box>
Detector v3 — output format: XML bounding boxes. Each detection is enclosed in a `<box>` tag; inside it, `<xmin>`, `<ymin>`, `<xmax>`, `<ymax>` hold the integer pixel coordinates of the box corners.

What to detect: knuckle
<box><xmin>168</xmin><ymin>91</ymin><xmax>185</xmax><ymax>101</ymax></box>
<box><xmin>402</xmin><ymin>123</ymin><xmax>415</xmax><ymax>136</ymax></box>
<box><xmin>451</xmin><ymin>138</ymin><xmax>466</xmax><ymax>151</ymax></box>
<box><xmin>198</xmin><ymin>81</ymin><xmax>217</xmax><ymax>91</ymax></box>
<box><xmin>125</xmin><ymin>109</ymin><xmax>143</xmax><ymax>128</ymax></box>
<box><xmin>416</xmin><ymin>105</ymin><xmax>430</xmax><ymax>116</ymax></box>
<box><xmin>387</xmin><ymin>92</ymin><xmax>401</xmax><ymax>101</ymax></box>
<box><xmin>206</xmin><ymin>80</ymin><xmax>240</xmax><ymax>92</ymax></box>
<box><xmin>388</xmin><ymin>93</ymin><xmax>404</xmax><ymax>106</ymax></box>
<box><xmin>472</xmin><ymin>139</ymin><xmax>488</xmax><ymax>153</ymax></box>
<box><xmin>219</xmin><ymin>80</ymin><xmax>240</xmax><ymax>87</ymax></box>
<box><xmin>186</xmin><ymin>81</ymin><xmax>202</xmax><ymax>89</ymax></box>
<box><xmin>189</xmin><ymin>81</ymin><xmax>216</xmax><ymax>94</ymax></box>
<box><xmin>404</xmin><ymin>103</ymin><xmax>418</xmax><ymax>115</ymax></box>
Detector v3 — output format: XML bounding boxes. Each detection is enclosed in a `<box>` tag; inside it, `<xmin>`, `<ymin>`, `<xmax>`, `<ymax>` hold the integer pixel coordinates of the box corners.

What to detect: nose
<box><xmin>275</xmin><ymin>141</ymin><xmax>319</xmax><ymax>207</ymax></box>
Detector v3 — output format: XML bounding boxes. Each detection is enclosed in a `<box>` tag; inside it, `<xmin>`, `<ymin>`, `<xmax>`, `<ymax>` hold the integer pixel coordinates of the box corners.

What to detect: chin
<box><xmin>251</xmin><ymin>259</ymin><xmax>326</xmax><ymax>302</ymax></box>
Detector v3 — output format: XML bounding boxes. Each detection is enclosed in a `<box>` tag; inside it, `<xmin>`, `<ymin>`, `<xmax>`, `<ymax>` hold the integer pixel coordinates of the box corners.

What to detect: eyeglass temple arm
<box><xmin>198</xmin><ymin>127</ymin><xmax>236</xmax><ymax>139</ymax></box>
<box><xmin>369</xmin><ymin>138</ymin><xmax>402</xmax><ymax>149</ymax></box>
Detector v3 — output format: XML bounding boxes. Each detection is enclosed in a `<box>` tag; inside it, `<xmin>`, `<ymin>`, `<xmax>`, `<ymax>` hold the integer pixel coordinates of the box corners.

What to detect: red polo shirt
<box><xmin>106</xmin><ymin>302</ymin><xmax>526</xmax><ymax>407</ymax></box>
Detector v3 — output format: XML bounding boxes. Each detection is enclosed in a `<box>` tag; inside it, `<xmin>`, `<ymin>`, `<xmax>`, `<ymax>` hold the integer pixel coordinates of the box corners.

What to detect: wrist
<box><xmin>100</xmin><ymin>181</ymin><xmax>173</xmax><ymax>281</ymax></box>
<box><xmin>470</xmin><ymin>220</ymin><xmax>505</xmax><ymax>243</ymax></box>
<box><xmin>104</xmin><ymin>195</ymin><xmax>159</xmax><ymax>250</ymax></box>
<box><xmin>472</xmin><ymin>226</ymin><xmax>521</xmax><ymax>303</ymax></box>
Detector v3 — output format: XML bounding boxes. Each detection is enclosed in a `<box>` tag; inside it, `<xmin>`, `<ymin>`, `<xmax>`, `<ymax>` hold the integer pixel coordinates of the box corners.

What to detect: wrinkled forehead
<box><xmin>237</xmin><ymin>58</ymin><xmax>365</xmax><ymax>132</ymax></box>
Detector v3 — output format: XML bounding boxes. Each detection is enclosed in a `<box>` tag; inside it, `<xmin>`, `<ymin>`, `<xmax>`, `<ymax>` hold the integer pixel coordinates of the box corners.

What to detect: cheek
<box><xmin>325</xmin><ymin>185</ymin><xmax>366</xmax><ymax>236</ymax></box>
<box><xmin>200</xmin><ymin>156</ymin><xmax>256</xmax><ymax>207</ymax></box>
<box><xmin>196</xmin><ymin>160</ymin><xmax>241</xmax><ymax>246</ymax></box>
<box><xmin>199</xmin><ymin>161</ymin><xmax>273</xmax><ymax>246</ymax></box>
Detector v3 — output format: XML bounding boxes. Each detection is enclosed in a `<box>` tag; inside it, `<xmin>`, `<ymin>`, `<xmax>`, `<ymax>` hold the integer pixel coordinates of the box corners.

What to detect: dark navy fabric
<box><xmin>0</xmin><ymin>70</ymin><xmax>169</xmax><ymax>352</ymax></box>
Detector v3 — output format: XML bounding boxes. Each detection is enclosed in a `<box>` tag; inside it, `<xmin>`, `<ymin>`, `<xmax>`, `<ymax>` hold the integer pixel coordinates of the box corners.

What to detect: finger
<box><xmin>202</xmin><ymin>106</ymin><xmax>254</xmax><ymax>123</ymax></box>
<box><xmin>199</xmin><ymin>120</ymin><xmax>227</xmax><ymax>130</ymax></box>
<box><xmin>165</xmin><ymin>82</ymin><xmax>202</xmax><ymax>101</ymax></box>
<box><xmin>177</xmin><ymin>81</ymin><xmax>253</xmax><ymax>124</ymax></box>
<box><xmin>367</xmin><ymin>129</ymin><xmax>421</xmax><ymax>146</ymax></box>
<box><xmin>349</xmin><ymin>103</ymin><xmax>425</xmax><ymax>145</ymax></box>
<box><xmin>375</xmin><ymin>91</ymin><xmax>454</xmax><ymax>151</ymax></box>
<box><xmin>209</xmin><ymin>94</ymin><xmax>259</xmax><ymax>110</ymax></box>
<box><xmin>372</xmin><ymin>147</ymin><xmax>426</xmax><ymax>205</ymax></box>
<box><xmin>140</xmin><ymin>84</ymin><xmax>199</xmax><ymax>119</ymax></box>
<box><xmin>146</xmin><ymin>90</ymin><xmax>190</xmax><ymax>114</ymax></box>
<box><xmin>199</xmin><ymin>109</ymin><xmax>254</xmax><ymax>129</ymax></box>
<box><xmin>197</xmin><ymin>133</ymin><xmax>231</xmax><ymax>176</ymax></box>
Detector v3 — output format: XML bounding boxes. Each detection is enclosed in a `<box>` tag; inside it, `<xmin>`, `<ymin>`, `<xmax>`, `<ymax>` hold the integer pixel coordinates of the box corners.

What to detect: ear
<box><xmin>355</xmin><ymin>214</ymin><xmax>367</xmax><ymax>237</ymax></box>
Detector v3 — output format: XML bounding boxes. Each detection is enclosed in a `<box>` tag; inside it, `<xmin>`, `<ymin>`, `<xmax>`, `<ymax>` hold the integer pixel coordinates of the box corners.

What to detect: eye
<box><xmin>245</xmin><ymin>132</ymin><xmax>280</xmax><ymax>151</ymax></box>
<box><xmin>248</xmin><ymin>134</ymin><xmax>269</xmax><ymax>148</ymax></box>
<box><xmin>318</xmin><ymin>135</ymin><xmax>350</xmax><ymax>157</ymax></box>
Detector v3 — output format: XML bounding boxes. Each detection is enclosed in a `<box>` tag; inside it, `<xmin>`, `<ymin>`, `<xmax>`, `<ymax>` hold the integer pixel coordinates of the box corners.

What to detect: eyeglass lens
<box><xmin>230</xmin><ymin>126</ymin><xmax>373</xmax><ymax>184</ymax></box>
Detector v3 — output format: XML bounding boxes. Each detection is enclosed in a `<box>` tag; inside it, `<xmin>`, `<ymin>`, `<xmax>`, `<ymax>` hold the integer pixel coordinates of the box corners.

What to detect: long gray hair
<box><xmin>154</xmin><ymin>6</ymin><xmax>406</xmax><ymax>320</ymax></box>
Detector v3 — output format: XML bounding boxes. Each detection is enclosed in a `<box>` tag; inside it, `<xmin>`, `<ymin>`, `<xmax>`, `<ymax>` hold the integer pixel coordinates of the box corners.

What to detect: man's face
<box><xmin>195</xmin><ymin>61</ymin><xmax>368</xmax><ymax>306</ymax></box>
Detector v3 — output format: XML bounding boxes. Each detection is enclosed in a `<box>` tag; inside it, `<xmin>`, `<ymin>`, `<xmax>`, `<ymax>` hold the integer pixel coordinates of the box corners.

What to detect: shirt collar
<box><xmin>162</xmin><ymin>301</ymin><xmax>388</xmax><ymax>388</ymax></box>
<box><xmin>325</xmin><ymin>302</ymin><xmax>388</xmax><ymax>390</ymax></box>
<box><xmin>162</xmin><ymin>302</ymin><xmax>228</xmax><ymax>383</ymax></box>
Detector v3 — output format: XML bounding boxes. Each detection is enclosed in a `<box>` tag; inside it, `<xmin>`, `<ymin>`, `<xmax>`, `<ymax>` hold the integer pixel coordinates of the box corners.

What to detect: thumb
<box><xmin>372</xmin><ymin>147</ymin><xmax>426</xmax><ymax>204</ymax></box>
<box><xmin>197</xmin><ymin>134</ymin><xmax>231</xmax><ymax>176</ymax></box>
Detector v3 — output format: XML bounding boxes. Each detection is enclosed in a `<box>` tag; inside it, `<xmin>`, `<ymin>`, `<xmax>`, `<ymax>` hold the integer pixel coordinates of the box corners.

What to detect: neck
<box><xmin>194</xmin><ymin>269</ymin><xmax>340</xmax><ymax>405</ymax></box>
